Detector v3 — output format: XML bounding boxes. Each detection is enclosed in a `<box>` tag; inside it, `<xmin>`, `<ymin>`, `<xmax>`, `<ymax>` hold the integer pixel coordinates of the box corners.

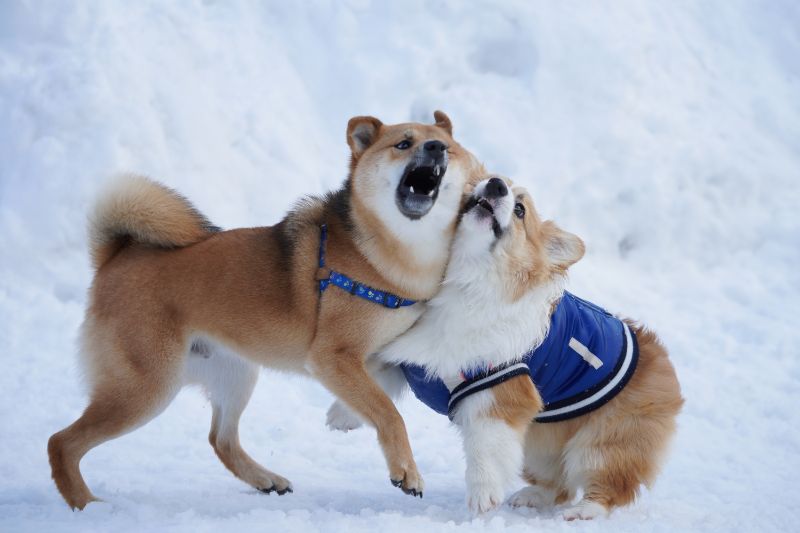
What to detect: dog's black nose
<box><xmin>424</xmin><ymin>140</ymin><xmax>447</xmax><ymax>154</ymax></box>
<box><xmin>484</xmin><ymin>177</ymin><xmax>508</xmax><ymax>198</ymax></box>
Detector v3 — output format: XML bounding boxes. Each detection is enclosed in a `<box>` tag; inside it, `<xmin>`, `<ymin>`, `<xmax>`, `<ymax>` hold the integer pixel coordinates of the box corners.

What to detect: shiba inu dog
<box><xmin>375</xmin><ymin>176</ymin><xmax>684</xmax><ymax>519</ymax></box>
<box><xmin>47</xmin><ymin>112</ymin><xmax>485</xmax><ymax>510</ymax></box>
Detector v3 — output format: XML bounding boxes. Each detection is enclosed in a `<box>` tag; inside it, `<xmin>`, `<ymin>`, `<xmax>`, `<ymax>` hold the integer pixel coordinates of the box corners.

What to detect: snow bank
<box><xmin>1</xmin><ymin>1</ymin><xmax>798</xmax><ymax>531</ymax></box>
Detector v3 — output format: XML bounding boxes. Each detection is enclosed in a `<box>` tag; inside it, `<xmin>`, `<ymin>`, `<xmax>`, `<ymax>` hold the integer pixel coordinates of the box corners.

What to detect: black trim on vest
<box><xmin>535</xmin><ymin>327</ymin><xmax>639</xmax><ymax>423</ymax></box>
<box><xmin>540</xmin><ymin>321</ymin><xmax>628</xmax><ymax>412</ymax></box>
<box><xmin>443</xmin><ymin>325</ymin><xmax>641</xmax><ymax>424</ymax></box>
<box><xmin>447</xmin><ymin>365</ymin><xmax>531</xmax><ymax>419</ymax></box>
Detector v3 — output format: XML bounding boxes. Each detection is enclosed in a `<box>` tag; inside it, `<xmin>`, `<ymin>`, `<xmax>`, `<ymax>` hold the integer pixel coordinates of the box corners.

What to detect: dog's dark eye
<box><xmin>514</xmin><ymin>202</ymin><xmax>526</xmax><ymax>219</ymax></box>
<box><xmin>394</xmin><ymin>140</ymin><xmax>412</xmax><ymax>150</ymax></box>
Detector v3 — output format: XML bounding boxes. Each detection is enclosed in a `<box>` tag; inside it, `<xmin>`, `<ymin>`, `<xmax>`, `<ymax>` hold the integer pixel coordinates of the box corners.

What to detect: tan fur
<box><xmin>48</xmin><ymin>112</ymin><xmax>481</xmax><ymax>509</ymax></box>
<box><xmin>346</xmin><ymin>118</ymin><xmax>483</xmax><ymax>297</ymax></box>
<box><xmin>433</xmin><ymin>110</ymin><xmax>453</xmax><ymax>135</ymax></box>
<box><xmin>89</xmin><ymin>175</ymin><xmax>219</xmax><ymax>269</ymax></box>
<box><xmin>493</xmin><ymin>184</ymin><xmax>585</xmax><ymax>302</ymax></box>
<box><xmin>485</xmin><ymin>179</ymin><xmax>683</xmax><ymax>518</ymax></box>
<box><xmin>349</xmin><ymin>188</ymin><xmax>451</xmax><ymax>299</ymax></box>
<box><xmin>488</xmin><ymin>374</ymin><xmax>543</xmax><ymax>431</ymax></box>
<box><xmin>518</xmin><ymin>325</ymin><xmax>683</xmax><ymax>516</ymax></box>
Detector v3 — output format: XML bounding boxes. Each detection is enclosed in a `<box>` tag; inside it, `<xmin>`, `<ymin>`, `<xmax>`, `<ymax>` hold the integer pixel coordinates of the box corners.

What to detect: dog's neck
<box><xmin>383</xmin><ymin>242</ymin><xmax>566</xmax><ymax>378</ymax></box>
<box><xmin>347</xmin><ymin>188</ymin><xmax>456</xmax><ymax>301</ymax></box>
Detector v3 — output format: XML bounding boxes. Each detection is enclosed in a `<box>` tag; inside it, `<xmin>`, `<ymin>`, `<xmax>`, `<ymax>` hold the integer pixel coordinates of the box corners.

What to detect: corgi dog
<box><xmin>376</xmin><ymin>176</ymin><xmax>684</xmax><ymax>519</ymax></box>
<box><xmin>47</xmin><ymin>112</ymin><xmax>486</xmax><ymax>509</ymax></box>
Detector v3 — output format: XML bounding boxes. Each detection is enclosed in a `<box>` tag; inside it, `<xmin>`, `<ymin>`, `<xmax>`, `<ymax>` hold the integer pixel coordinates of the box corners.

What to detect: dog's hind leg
<box><xmin>561</xmin><ymin>434</ymin><xmax>639</xmax><ymax>520</ymax></box>
<box><xmin>187</xmin><ymin>340</ymin><xmax>293</xmax><ymax>495</ymax></box>
<box><xmin>509</xmin><ymin>423</ymin><xmax>575</xmax><ymax>510</ymax></box>
<box><xmin>48</xmin><ymin>325</ymin><xmax>184</xmax><ymax>510</ymax></box>
<box><xmin>561</xmin><ymin>327</ymin><xmax>683</xmax><ymax>520</ymax></box>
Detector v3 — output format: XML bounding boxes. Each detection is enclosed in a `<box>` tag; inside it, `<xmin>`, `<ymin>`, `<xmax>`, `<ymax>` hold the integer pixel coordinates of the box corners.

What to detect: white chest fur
<box><xmin>380</xmin><ymin>250</ymin><xmax>565</xmax><ymax>379</ymax></box>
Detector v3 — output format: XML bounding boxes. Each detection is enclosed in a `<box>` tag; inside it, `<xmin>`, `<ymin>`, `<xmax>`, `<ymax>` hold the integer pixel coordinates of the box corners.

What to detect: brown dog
<box><xmin>47</xmin><ymin>112</ymin><xmax>484</xmax><ymax>509</ymax></box>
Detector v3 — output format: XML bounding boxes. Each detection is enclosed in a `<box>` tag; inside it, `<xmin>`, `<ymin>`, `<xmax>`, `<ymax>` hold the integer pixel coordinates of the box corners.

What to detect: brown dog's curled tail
<box><xmin>89</xmin><ymin>174</ymin><xmax>219</xmax><ymax>269</ymax></box>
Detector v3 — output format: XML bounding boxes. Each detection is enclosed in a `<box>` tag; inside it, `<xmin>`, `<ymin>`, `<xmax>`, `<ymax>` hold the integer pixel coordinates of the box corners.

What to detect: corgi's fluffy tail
<box><xmin>89</xmin><ymin>174</ymin><xmax>219</xmax><ymax>269</ymax></box>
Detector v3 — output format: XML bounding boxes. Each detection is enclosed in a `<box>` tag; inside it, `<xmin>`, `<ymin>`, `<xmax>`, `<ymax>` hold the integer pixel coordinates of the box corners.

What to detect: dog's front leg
<box><xmin>308</xmin><ymin>343</ymin><xmax>423</xmax><ymax>497</ymax></box>
<box><xmin>455</xmin><ymin>396</ymin><xmax>525</xmax><ymax>514</ymax></box>
<box><xmin>326</xmin><ymin>362</ymin><xmax>408</xmax><ymax>432</ymax></box>
<box><xmin>453</xmin><ymin>375</ymin><xmax>542</xmax><ymax>514</ymax></box>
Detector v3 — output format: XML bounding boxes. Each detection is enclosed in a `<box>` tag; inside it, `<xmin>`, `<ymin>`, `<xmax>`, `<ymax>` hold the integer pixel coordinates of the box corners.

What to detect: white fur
<box><xmin>325</xmin><ymin>401</ymin><xmax>364</xmax><ymax>432</ymax></box>
<box><xmin>359</xmin><ymin>157</ymin><xmax>467</xmax><ymax>267</ymax></box>
<box><xmin>559</xmin><ymin>423</ymin><xmax>608</xmax><ymax>496</ymax></box>
<box><xmin>376</xmin><ymin>177</ymin><xmax>570</xmax><ymax>513</ymax></box>
<box><xmin>453</xmin><ymin>391</ymin><xmax>525</xmax><ymax>515</ymax></box>
<box><xmin>508</xmin><ymin>486</ymin><xmax>558</xmax><ymax>509</ymax></box>
<box><xmin>326</xmin><ymin>363</ymin><xmax>408</xmax><ymax>432</ymax></box>
<box><xmin>563</xmin><ymin>500</ymin><xmax>607</xmax><ymax>521</ymax></box>
<box><xmin>183</xmin><ymin>337</ymin><xmax>260</xmax><ymax>439</ymax></box>
<box><xmin>518</xmin><ymin>428</ymin><xmax>572</xmax><ymax>505</ymax></box>
<box><xmin>380</xmin><ymin>178</ymin><xmax>564</xmax><ymax>379</ymax></box>
<box><xmin>183</xmin><ymin>338</ymin><xmax>293</xmax><ymax>492</ymax></box>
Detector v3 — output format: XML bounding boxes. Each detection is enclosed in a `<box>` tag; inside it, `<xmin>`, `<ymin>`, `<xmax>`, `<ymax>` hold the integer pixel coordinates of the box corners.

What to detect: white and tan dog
<box><xmin>359</xmin><ymin>176</ymin><xmax>684</xmax><ymax>519</ymax></box>
<box><xmin>47</xmin><ymin>112</ymin><xmax>486</xmax><ymax>509</ymax></box>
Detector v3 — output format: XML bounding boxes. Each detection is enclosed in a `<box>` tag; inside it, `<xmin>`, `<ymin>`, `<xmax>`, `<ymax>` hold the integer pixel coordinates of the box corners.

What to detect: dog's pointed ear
<box><xmin>541</xmin><ymin>221</ymin><xmax>585</xmax><ymax>270</ymax></box>
<box><xmin>347</xmin><ymin>116</ymin><xmax>383</xmax><ymax>157</ymax></box>
<box><xmin>433</xmin><ymin>110</ymin><xmax>452</xmax><ymax>136</ymax></box>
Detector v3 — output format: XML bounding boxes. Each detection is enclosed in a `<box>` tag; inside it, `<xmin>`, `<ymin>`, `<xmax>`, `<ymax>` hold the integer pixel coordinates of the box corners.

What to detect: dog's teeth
<box><xmin>410</xmin><ymin>186</ymin><xmax>416</xmax><ymax>194</ymax></box>
<box><xmin>427</xmin><ymin>189</ymin><xmax>434</xmax><ymax>197</ymax></box>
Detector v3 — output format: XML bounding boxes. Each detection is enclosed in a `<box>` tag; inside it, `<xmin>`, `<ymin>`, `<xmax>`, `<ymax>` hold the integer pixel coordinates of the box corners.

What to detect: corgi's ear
<box><xmin>347</xmin><ymin>116</ymin><xmax>383</xmax><ymax>157</ymax></box>
<box><xmin>433</xmin><ymin>110</ymin><xmax>452</xmax><ymax>136</ymax></box>
<box><xmin>541</xmin><ymin>221</ymin><xmax>585</xmax><ymax>270</ymax></box>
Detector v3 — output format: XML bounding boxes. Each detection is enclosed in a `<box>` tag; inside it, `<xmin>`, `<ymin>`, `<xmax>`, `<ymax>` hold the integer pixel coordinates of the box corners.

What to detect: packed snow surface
<box><xmin>2</xmin><ymin>1</ymin><xmax>799</xmax><ymax>531</ymax></box>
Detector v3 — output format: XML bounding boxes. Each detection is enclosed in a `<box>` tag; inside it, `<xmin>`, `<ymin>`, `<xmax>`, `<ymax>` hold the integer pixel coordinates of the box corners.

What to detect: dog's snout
<box><xmin>484</xmin><ymin>177</ymin><xmax>508</xmax><ymax>199</ymax></box>
<box><xmin>424</xmin><ymin>140</ymin><xmax>447</xmax><ymax>154</ymax></box>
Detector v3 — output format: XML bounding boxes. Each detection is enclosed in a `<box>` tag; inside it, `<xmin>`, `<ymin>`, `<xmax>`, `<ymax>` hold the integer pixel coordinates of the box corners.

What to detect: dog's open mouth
<box><xmin>463</xmin><ymin>195</ymin><xmax>503</xmax><ymax>239</ymax></box>
<box><xmin>476</xmin><ymin>198</ymin><xmax>494</xmax><ymax>215</ymax></box>
<box><xmin>395</xmin><ymin>163</ymin><xmax>445</xmax><ymax>219</ymax></box>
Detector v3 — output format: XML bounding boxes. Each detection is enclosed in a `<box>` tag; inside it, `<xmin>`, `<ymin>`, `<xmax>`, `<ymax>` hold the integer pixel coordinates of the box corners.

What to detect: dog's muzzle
<box><xmin>462</xmin><ymin>177</ymin><xmax>508</xmax><ymax>239</ymax></box>
<box><xmin>395</xmin><ymin>141</ymin><xmax>448</xmax><ymax>220</ymax></box>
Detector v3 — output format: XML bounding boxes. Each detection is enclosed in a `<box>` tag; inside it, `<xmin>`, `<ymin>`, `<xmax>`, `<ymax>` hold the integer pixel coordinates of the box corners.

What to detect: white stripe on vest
<box><xmin>535</xmin><ymin>322</ymin><xmax>635</xmax><ymax>420</ymax></box>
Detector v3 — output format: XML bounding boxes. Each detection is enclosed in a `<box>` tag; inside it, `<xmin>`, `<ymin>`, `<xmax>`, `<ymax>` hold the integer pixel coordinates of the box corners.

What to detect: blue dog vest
<box><xmin>401</xmin><ymin>292</ymin><xmax>639</xmax><ymax>423</ymax></box>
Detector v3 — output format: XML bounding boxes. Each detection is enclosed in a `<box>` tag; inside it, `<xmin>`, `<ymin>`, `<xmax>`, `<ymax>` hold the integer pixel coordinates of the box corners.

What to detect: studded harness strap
<box><xmin>317</xmin><ymin>224</ymin><xmax>417</xmax><ymax>309</ymax></box>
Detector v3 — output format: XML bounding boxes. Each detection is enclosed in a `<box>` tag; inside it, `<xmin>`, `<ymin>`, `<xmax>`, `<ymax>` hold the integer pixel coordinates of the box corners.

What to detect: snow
<box><xmin>1</xmin><ymin>1</ymin><xmax>799</xmax><ymax>531</ymax></box>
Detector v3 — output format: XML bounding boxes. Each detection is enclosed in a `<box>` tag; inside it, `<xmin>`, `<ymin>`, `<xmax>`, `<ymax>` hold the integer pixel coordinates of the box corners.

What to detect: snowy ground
<box><xmin>2</xmin><ymin>1</ymin><xmax>799</xmax><ymax>531</ymax></box>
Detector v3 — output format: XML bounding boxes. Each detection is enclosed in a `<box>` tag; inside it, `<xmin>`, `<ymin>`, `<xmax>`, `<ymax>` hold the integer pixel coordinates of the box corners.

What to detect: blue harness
<box><xmin>401</xmin><ymin>292</ymin><xmax>639</xmax><ymax>423</ymax></box>
<box><xmin>317</xmin><ymin>224</ymin><xmax>416</xmax><ymax>309</ymax></box>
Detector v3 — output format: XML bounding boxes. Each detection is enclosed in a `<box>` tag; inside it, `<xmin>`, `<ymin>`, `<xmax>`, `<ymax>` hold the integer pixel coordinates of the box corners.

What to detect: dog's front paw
<box><xmin>326</xmin><ymin>401</ymin><xmax>363</xmax><ymax>432</ymax></box>
<box><xmin>563</xmin><ymin>499</ymin><xmax>607</xmax><ymax>521</ymax></box>
<box><xmin>467</xmin><ymin>483</ymin><xmax>504</xmax><ymax>514</ymax></box>
<box><xmin>254</xmin><ymin>472</ymin><xmax>294</xmax><ymax>496</ymax></box>
<box><xmin>390</xmin><ymin>463</ymin><xmax>424</xmax><ymax>498</ymax></box>
<box><xmin>508</xmin><ymin>485</ymin><xmax>556</xmax><ymax>509</ymax></box>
